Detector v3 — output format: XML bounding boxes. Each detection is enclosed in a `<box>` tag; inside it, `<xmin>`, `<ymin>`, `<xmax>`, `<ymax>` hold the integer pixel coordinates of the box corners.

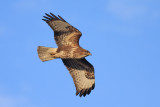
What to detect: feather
<box><xmin>62</xmin><ymin>58</ymin><xmax>95</xmax><ymax>97</ymax></box>
<box><xmin>42</xmin><ymin>12</ymin><xmax>82</xmax><ymax>47</ymax></box>
<box><xmin>58</xmin><ymin>15</ymin><xmax>66</xmax><ymax>22</ymax></box>
<box><xmin>50</xmin><ymin>12</ymin><xmax>59</xmax><ymax>19</ymax></box>
<box><xmin>45</xmin><ymin>13</ymin><xmax>53</xmax><ymax>19</ymax></box>
<box><xmin>40</xmin><ymin>12</ymin><xmax>95</xmax><ymax>97</ymax></box>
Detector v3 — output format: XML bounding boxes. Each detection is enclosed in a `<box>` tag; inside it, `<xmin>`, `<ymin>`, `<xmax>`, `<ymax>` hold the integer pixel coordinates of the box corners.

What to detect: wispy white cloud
<box><xmin>0</xmin><ymin>95</ymin><xmax>28</xmax><ymax>107</ymax></box>
<box><xmin>0</xmin><ymin>84</ymin><xmax>33</xmax><ymax>107</ymax></box>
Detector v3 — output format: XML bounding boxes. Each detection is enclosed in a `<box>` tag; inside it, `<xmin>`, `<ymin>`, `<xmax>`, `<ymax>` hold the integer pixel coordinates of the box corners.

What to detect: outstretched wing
<box><xmin>42</xmin><ymin>13</ymin><xmax>82</xmax><ymax>47</ymax></box>
<box><xmin>62</xmin><ymin>58</ymin><xmax>95</xmax><ymax>97</ymax></box>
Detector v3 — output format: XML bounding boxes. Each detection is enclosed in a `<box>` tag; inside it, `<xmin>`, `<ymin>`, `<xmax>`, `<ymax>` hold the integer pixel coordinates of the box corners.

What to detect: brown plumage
<box><xmin>62</xmin><ymin>58</ymin><xmax>95</xmax><ymax>97</ymax></box>
<box><xmin>37</xmin><ymin>13</ymin><xmax>95</xmax><ymax>97</ymax></box>
<box><xmin>38</xmin><ymin>13</ymin><xmax>91</xmax><ymax>60</ymax></box>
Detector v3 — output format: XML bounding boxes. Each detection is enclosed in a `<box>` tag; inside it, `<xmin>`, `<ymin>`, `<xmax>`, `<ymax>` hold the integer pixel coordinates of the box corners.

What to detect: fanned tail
<box><xmin>37</xmin><ymin>46</ymin><xmax>57</xmax><ymax>62</ymax></box>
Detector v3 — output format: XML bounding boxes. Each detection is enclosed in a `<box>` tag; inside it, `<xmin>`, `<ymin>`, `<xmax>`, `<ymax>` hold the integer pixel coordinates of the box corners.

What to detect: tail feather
<box><xmin>37</xmin><ymin>46</ymin><xmax>57</xmax><ymax>62</ymax></box>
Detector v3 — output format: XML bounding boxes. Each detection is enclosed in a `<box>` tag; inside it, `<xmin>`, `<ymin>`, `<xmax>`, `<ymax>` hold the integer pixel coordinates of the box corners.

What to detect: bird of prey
<box><xmin>37</xmin><ymin>12</ymin><xmax>95</xmax><ymax>97</ymax></box>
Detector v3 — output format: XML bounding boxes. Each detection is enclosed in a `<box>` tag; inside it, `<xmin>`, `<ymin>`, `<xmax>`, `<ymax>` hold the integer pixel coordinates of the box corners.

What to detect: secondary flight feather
<box><xmin>37</xmin><ymin>12</ymin><xmax>95</xmax><ymax>97</ymax></box>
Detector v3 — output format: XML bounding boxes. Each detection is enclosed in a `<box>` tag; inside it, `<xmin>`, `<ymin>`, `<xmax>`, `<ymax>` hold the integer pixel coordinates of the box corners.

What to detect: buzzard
<box><xmin>37</xmin><ymin>13</ymin><xmax>95</xmax><ymax>97</ymax></box>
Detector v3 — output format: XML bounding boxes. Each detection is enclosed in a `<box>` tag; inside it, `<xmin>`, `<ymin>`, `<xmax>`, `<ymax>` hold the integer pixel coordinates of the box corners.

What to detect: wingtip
<box><xmin>42</xmin><ymin>12</ymin><xmax>58</xmax><ymax>22</ymax></box>
<box><xmin>43</xmin><ymin>16</ymin><xmax>50</xmax><ymax>20</ymax></box>
<box><xmin>79</xmin><ymin>89</ymin><xmax>84</xmax><ymax>97</ymax></box>
<box><xmin>42</xmin><ymin>19</ymin><xmax>48</xmax><ymax>22</ymax></box>
<box><xmin>58</xmin><ymin>15</ymin><xmax>66</xmax><ymax>22</ymax></box>
<box><xmin>42</xmin><ymin>12</ymin><xmax>66</xmax><ymax>23</ymax></box>
<box><xmin>50</xmin><ymin>12</ymin><xmax>59</xmax><ymax>19</ymax></box>
<box><xmin>83</xmin><ymin>90</ymin><xmax>87</xmax><ymax>97</ymax></box>
<box><xmin>87</xmin><ymin>88</ymin><xmax>91</xmax><ymax>95</ymax></box>
<box><xmin>75</xmin><ymin>86</ymin><xmax>95</xmax><ymax>97</ymax></box>
<box><xmin>76</xmin><ymin>91</ymin><xmax>79</xmax><ymax>96</ymax></box>
<box><xmin>92</xmin><ymin>83</ymin><xmax>95</xmax><ymax>90</ymax></box>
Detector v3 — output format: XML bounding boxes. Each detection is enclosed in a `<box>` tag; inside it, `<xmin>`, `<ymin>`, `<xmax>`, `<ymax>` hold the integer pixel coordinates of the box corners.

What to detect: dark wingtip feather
<box><xmin>43</xmin><ymin>16</ymin><xmax>51</xmax><ymax>20</ymax></box>
<box><xmin>76</xmin><ymin>87</ymin><xmax>95</xmax><ymax>97</ymax></box>
<box><xmin>42</xmin><ymin>19</ymin><xmax>48</xmax><ymax>22</ymax></box>
<box><xmin>87</xmin><ymin>88</ymin><xmax>91</xmax><ymax>95</ymax></box>
<box><xmin>76</xmin><ymin>91</ymin><xmax>79</xmax><ymax>96</ymax></box>
<box><xmin>76</xmin><ymin>83</ymin><xmax>95</xmax><ymax>97</ymax></box>
<box><xmin>42</xmin><ymin>12</ymin><xmax>66</xmax><ymax>23</ymax></box>
<box><xmin>79</xmin><ymin>90</ymin><xmax>84</xmax><ymax>97</ymax></box>
<box><xmin>92</xmin><ymin>83</ymin><xmax>95</xmax><ymax>90</ymax></box>
<box><xmin>50</xmin><ymin>12</ymin><xmax>59</xmax><ymax>19</ymax></box>
<box><xmin>58</xmin><ymin>15</ymin><xmax>66</xmax><ymax>22</ymax></box>
<box><xmin>83</xmin><ymin>90</ymin><xmax>87</xmax><ymax>97</ymax></box>
<box><xmin>45</xmin><ymin>13</ymin><xmax>53</xmax><ymax>19</ymax></box>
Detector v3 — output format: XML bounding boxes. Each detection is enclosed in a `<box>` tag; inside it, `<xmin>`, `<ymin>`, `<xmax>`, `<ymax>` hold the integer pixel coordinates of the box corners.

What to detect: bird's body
<box><xmin>37</xmin><ymin>13</ymin><xmax>95</xmax><ymax>97</ymax></box>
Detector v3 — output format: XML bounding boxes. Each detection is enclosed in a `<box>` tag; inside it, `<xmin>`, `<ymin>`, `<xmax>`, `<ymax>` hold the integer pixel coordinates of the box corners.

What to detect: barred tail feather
<box><xmin>37</xmin><ymin>46</ymin><xmax>57</xmax><ymax>62</ymax></box>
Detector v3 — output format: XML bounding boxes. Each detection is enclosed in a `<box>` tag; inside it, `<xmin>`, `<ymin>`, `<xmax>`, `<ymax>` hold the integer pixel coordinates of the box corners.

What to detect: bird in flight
<box><xmin>37</xmin><ymin>12</ymin><xmax>95</xmax><ymax>97</ymax></box>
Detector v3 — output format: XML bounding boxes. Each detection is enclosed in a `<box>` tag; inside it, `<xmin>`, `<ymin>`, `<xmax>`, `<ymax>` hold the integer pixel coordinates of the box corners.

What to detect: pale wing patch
<box><xmin>69</xmin><ymin>69</ymin><xmax>95</xmax><ymax>97</ymax></box>
<box><xmin>62</xmin><ymin>58</ymin><xmax>95</xmax><ymax>97</ymax></box>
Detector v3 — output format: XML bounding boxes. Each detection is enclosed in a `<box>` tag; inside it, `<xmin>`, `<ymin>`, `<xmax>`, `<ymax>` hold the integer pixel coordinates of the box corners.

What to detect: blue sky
<box><xmin>0</xmin><ymin>0</ymin><xmax>160</xmax><ymax>107</ymax></box>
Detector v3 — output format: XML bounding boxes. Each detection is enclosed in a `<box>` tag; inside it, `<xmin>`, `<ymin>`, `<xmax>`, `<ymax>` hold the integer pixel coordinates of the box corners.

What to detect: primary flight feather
<box><xmin>37</xmin><ymin>12</ymin><xmax>95</xmax><ymax>97</ymax></box>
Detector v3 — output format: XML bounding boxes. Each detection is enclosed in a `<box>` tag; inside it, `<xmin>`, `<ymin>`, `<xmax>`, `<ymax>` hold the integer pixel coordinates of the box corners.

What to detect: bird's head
<box><xmin>78</xmin><ymin>49</ymin><xmax>92</xmax><ymax>58</ymax></box>
<box><xmin>84</xmin><ymin>50</ymin><xmax>92</xmax><ymax>56</ymax></box>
